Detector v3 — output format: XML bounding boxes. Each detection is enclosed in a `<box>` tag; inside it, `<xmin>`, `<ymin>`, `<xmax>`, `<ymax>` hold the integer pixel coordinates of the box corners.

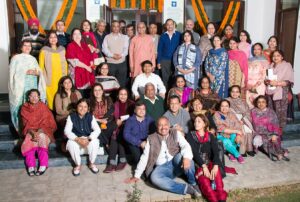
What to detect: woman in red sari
<box><xmin>66</xmin><ymin>28</ymin><xmax>95</xmax><ymax>98</ymax></box>
<box><xmin>20</xmin><ymin>89</ymin><xmax>57</xmax><ymax>176</ymax></box>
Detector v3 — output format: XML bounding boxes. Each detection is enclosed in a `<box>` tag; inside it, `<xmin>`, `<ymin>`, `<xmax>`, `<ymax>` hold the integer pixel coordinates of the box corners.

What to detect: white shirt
<box><xmin>64</xmin><ymin>115</ymin><xmax>101</xmax><ymax>141</ymax></box>
<box><xmin>134</xmin><ymin>131</ymin><xmax>193</xmax><ymax>178</ymax></box>
<box><xmin>131</xmin><ymin>73</ymin><xmax>166</xmax><ymax>97</ymax></box>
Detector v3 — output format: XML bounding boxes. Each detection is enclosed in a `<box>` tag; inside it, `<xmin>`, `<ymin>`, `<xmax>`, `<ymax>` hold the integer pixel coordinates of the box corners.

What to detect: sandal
<box><xmin>27</xmin><ymin>167</ymin><xmax>35</xmax><ymax>177</ymax></box>
<box><xmin>35</xmin><ymin>166</ymin><xmax>47</xmax><ymax>176</ymax></box>
<box><xmin>89</xmin><ymin>164</ymin><xmax>99</xmax><ymax>174</ymax></box>
<box><xmin>72</xmin><ymin>166</ymin><xmax>81</xmax><ymax>176</ymax></box>
<box><xmin>282</xmin><ymin>156</ymin><xmax>290</xmax><ymax>161</ymax></box>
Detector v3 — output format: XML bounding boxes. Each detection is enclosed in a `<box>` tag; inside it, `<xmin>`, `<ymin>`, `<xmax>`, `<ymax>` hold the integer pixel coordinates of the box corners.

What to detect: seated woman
<box><xmin>251</xmin><ymin>95</ymin><xmax>289</xmax><ymax>161</ymax></box>
<box><xmin>20</xmin><ymin>89</ymin><xmax>57</xmax><ymax>176</ymax></box>
<box><xmin>90</xmin><ymin>84</ymin><xmax>117</xmax><ymax>148</ymax></box>
<box><xmin>95</xmin><ymin>62</ymin><xmax>120</xmax><ymax>97</ymax></box>
<box><xmin>189</xmin><ymin>98</ymin><xmax>217</xmax><ymax>134</ymax></box>
<box><xmin>65</xmin><ymin>98</ymin><xmax>101</xmax><ymax>176</ymax></box>
<box><xmin>168</xmin><ymin>75</ymin><xmax>194</xmax><ymax>107</ymax></box>
<box><xmin>227</xmin><ymin>85</ymin><xmax>255</xmax><ymax>157</ymax></box>
<box><xmin>186</xmin><ymin>114</ymin><xmax>227</xmax><ymax>202</ymax></box>
<box><xmin>103</xmin><ymin>88</ymin><xmax>135</xmax><ymax>173</ymax></box>
<box><xmin>213</xmin><ymin>100</ymin><xmax>245</xmax><ymax>163</ymax></box>
<box><xmin>195</xmin><ymin>76</ymin><xmax>220</xmax><ymax>111</ymax></box>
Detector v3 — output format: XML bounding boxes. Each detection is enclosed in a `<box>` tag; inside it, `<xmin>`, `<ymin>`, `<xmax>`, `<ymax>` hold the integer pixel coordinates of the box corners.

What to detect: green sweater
<box><xmin>141</xmin><ymin>95</ymin><xmax>165</xmax><ymax>121</ymax></box>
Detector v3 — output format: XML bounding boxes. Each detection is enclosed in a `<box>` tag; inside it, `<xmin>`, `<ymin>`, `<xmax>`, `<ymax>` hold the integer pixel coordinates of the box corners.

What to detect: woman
<box><xmin>213</xmin><ymin>100</ymin><xmax>245</xmax><ymax>163</ymax></box>
<box><xmin>65</xmin><ymin>98</ymin><xmax>101</xmax><ymax>176</ymax></box>
<box><xmin>39</xmin><ymin>30</ymin><xmax>67</xmax><ymax>110</ymax></box>
<box><xmin>246</xmin><ymin>43</ymin><xmax>268</xmax><ymax>108</ymax></box>
<box><xmin>263</xmin><ymin>36</ymin><xmax>278</xmax><ymax>63</ymax></box>
<box><xmin>190</xmin><ymin>98</ymin><xmax>217</xmax><ymax>134</ymax></box>
<box><xmin>228</xmin><ymin>37</ymin><xmax>248</xmax><ymax>88</ymax></box>
<box><xmin>199</xmin><ymin>22</ymin><xmax>215</xmax><ymax>62</ymax></box>
<box><xmin>221</xmin><ymin>24</ymin><xmax>234</xmax><ymax>50</ymax></box>
<box><xmin>227</xmin><ymin>85</ymin><xmax>255</xmax><ymax>157</ymax></box>
<box><xmin>90</xmin><ymin>84</ymin><xmax>117</xmax><ymax>149</ymax></box>
<box><xmin>168</xmin><ymin>75</ymin><xmax>194</xmax><ymax>107</ymax></box>
<box><xmin>238</xmin><ymin>30</ymin><xmax>252</xmax><ymax>58</ymax></box>
<box><xmin>251</xmin><ymin>95</ymin><xmax>289</xmax><ymax>161</ymax></box>
<box><xmin>186</xmin><ymin>114</ymin><xmax>227</xmax><ymax>202</ymax></box>
<box><xmin>9</xmin><ymin>40</ymin><xmax>46</xmax><ymax>133</ymax></box>
<box><xmin>204</xmin><ymin>36</ymin><xmax>229</xmax><ymax>98</ymax></box>
<box><xmin>266</xmin><ymin>50</ymin><xmax>294</xmax><ymax>129</ymax></box>
<box><xmin>103</xmin><ymin>88</ymin><xmax>135</xmax><ymax>173</ymax></box>
<box><xmin>81</xmin><ymin>19</ymin><xmax>100</xmax><ymax>60</ymax></box>
<box><xmin>173</xmin><ymin>30</ymin><xmax>201</xmax><ymax>89</ymax></box>
<box><xmin>66</xmin><ymin>28</ymin><xmax>95</xmax><ymax>98</ymax></box>
<box><xmin>95</xmin><ymin>62</ymin><xmax>120</xmax><ymax>97</ymax></box>
<box><xmin>194</xmin><ymin>76</ymin><xmax>220</xmax><ymax>111</ymax></box>
<box><xmin>20</xmin><ymin>89</ymin><xmax>57</xmax><ymax>176</ymax></box>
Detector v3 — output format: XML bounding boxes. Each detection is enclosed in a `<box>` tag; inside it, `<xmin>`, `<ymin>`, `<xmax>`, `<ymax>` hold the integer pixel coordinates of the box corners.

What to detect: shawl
<box><xmin>199</xmin><ymin>34</ymin><xmax>213</xmax><ymax>62</ymax></box>
<box><xmin>248</xmin><ymin>55</ymin><xmax>267</xmax><ymax>62</ymax></box>
<box><xmin>82</xmin><ymin>31</ymin><xmax>99</xmax><ymax>59</ymax></box>
<box><xmin>213</xmin><ymin>111</ymin><xmax>243</xmax><ymax>133</ymax></box>
<box><xmin>238</xmin><ymin>42</ymin><xmax>251</xmax><ymax>58</ymax></box>
<box><xmin>228</xmin><ymin>49</ymin><xmax>248</xmax><ymax>86</ymax></box>
<box><xmin>21</xmin><ymin>101</ymin><xmax>57</xmax><ymax>142</ymax></box>
<box><xmin>177</xmin><ymin>43</ymin><xmax>197</xmax><ymax>69</ymax></box>
<box><xmin>40</xmin><ymin>46</ymin><xmax>67</xmax><ymax>86</ymax></box>
<box><xmin>168</xmin><ymin>87</ymin><xmax>193</xmax><ymax>106</ymax></box>
<box><xmin>194</xmin><ymin>89</ymin><xmax>220</xmax><ymax>110</ymax></box>
<box><xmin>266</xmin><ymin>61</ymin><xmax>294</xmax><ymax>100</ymax></box>
<box><xmin>113</xmin><ymin>100</ymin><xmax>135</xmax><ymax>119</ymax></box>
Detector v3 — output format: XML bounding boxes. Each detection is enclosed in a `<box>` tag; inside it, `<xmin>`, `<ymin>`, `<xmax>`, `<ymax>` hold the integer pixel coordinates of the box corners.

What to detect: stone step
<box><xmin>0</xmin><ymin>151</ymin><xmax>108</xmax><ymax>170</ymax></box>
<box><xmin>283</xmin><ymin>121</ymin><xmax>300</xmax><ymax>133</ymax></box>
<box><xmin>282</xmin><ymin>132</ymin><xmax>300</xmax><ymax>148</ymax></box>
<box><xmin>294</xmin><ymin>111</ymin><xmax>300</xmax><ymax>120</ymax></box>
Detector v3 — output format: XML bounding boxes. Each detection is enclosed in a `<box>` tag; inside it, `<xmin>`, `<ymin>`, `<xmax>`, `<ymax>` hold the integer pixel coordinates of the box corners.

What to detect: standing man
<box><xmin>22</xmin><ymin>18</ymin><xmax>46</xmax><ymax>59</ymax></box>
<box><xmin>129</xmin><ymin>22</ymin><xmax>156</xmax><ymax>78</ymax></box>
<box><xmin>126</xmin><ymin>24</ymin><xmax>135</xmax><ymax>41</ymax></box>
<box><xmin>102</xmin><ymin>20</ymin><xmax>129</xmax><ymax>88</ymax></box>
<box><xmin>149</xmin><ymin>23</ymin><xmax>160</xmax><ymax>58</ymax></box>
<box><xmin>94</xmin><ymin>19</ymin><xmax>107</xmax><ymax>54</ymax></box>
<box><xmin>185</xmin><ymin>19</ymin><xmax>200</xmax><ymax>45</ymax></box>
<box><xmin>157</xmin><ymin>19</ymin><xmax>181</xmax><ymax>89</ymax></box>
<box><xmin>55</xmin><ymin>20</ymin><xmax>70</xmax><ymax>47</ymax></box>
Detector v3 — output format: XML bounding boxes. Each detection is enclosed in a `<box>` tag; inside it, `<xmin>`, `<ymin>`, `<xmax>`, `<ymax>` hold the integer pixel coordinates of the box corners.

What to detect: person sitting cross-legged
<box><xmin>64</xmin><ymin>98</ymin><xmax>101</xmax><ymax>176</ymax></box>
<box><xmin>125</xmin><ymin>117</ymin><xmax>201</xmax><ymax>198</ymax></box>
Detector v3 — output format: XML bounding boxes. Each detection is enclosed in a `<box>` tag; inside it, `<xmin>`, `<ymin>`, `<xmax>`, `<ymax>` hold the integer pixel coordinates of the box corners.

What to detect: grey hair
<box><xmin>96</xmin><ymin>19</ymin><xmax>106</xmax><ymax>26</ymax></box>
<box><xmin>145</xmin><ymin>82</ymin><xmax>156</xmax><ymax>90</ymax></box>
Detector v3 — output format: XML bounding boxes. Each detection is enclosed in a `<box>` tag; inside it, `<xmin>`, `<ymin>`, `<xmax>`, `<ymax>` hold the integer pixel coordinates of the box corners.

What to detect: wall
<box><xmin>0</xmin><ymin>0</ymin><xmax>10</xmax><ymax>93</ymax></box>
<box><xmin>293</xmin><ymin>6</ymin><xmax>300</xmax><ymax>94</ymax></box>
<box><xmin>244</xmin><ymin>0</ymin><xmax>277</xmax><ymax>46</ymax></box>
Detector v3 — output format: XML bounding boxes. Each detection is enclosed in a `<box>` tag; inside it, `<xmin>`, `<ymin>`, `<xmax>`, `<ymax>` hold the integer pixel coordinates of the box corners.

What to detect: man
<box><xmin>157</xmin><ymin>19</ymin><xmax>181</xmax><ymax>89</ymax></box>
<box><xmin>123</xmin><ymin>101</ymin><xmax>156</xmax><ymax>166</ymax></box>
<box><xmin>185</xmin><ymin>19</ymin><xmax>200</xmax><ymax>45</ymax></box>
<box><xmin>102</xmin><ymin>20</ymin><xmax>129</xmax><ymax>87</ymax></box>
<box><xmin>94</xmin><ymin>19</ymin><xmax>107</xmax><ymax>54</ymax></box>
<box><xmin>126</xmin><ymin>24</ymin><xmax>135</xmax><ymax>40</ymax></box>
<box><xmin>149</xmin><ymin>23</ymin><xmax>160</xmax><ymax>58</ymax></box>
<box><xmin>129</xmin><ymin>22</ymin><xmax>156</xmax><ymax>78</ymax></box>
<box><xmin>119</xmin><ymin>20</ymin><xmax>126</xmax><ymax>34</ymax></box>
<box><xmin>132</xmin><ymin>60</ymin><xmax>165</xmax><ymax>100</ymax></box>
<box><xmin>140</xmin><ymin>83</ymin><xmax>165</xmax><ymax>121</ymax></box>
<box><xmin>126</xmin><ymin>117</ymin><xmax>201</xmax><ymax>198</ymax></box>
<box><xmin>164</xmin><ymin>95</ymin><xmax>191</xmax><ymax>134</ymax></box>
<box><xmin>55</xmin><ymin>20</ymin><xmax>70</xmax><ymax>47</ymax></box>
<box><xmin>22</xmin><ymin>18</ymin><xmax>46</xmax><ymax>59</ymax></box>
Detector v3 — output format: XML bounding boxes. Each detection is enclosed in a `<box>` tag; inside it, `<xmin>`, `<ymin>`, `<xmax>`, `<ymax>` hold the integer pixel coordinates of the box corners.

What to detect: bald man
<box><xmin>185</xmin><ymin>19</ymin><xmax>200</xmax><ymax>45</ymax></box>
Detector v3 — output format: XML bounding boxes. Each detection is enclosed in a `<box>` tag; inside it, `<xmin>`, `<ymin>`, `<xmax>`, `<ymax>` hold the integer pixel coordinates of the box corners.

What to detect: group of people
<box><xmin>8</xmin><ymin>16</ymin><xmax>294</xmax><ymax>202</ymax></box>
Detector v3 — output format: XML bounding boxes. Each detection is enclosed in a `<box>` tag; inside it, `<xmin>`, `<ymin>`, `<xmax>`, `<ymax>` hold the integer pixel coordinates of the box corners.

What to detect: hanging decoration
<box><xmin>110</xmin><ymin>0</ymin><xmax>164</xmax><ymax>12</ymax></box>
<box><xmin>16</xmin><ymin>0</ymin><xmax>78</xmax><ymax>34</ymax></box>
<box><xmin>191</xmin><ymin>0</ymin><xmax>241</xmax><ymax>34</ymax></box>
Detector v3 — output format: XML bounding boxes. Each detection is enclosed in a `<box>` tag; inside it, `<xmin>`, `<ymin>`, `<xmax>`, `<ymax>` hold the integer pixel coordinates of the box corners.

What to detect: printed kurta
<box><xmin>228</xmin><ymin>49</ymin><xmax>248</xmax><ymax>87</ymax></box>
<box><xmin>39</xmin><ymin>46</ymin><xmax>67</xmax><ymax>110</ymax></box>
<box><xmin>194</xmin><ymin>89</ymin><xmax>220</xmax><ymax>111</ymax></box>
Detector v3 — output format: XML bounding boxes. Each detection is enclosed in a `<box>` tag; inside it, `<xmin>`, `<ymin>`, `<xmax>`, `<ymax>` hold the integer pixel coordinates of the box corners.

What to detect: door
<box><xmin>103</xmin><ymin>5</ymin><xmax>113</xmax><ymax>32</ymax></box>
<box><xmin>279</xmin><ymin>8</ymin><xmax>298</xmax><ymax>64</ymax></box>
<box><xmin>135</xmin><ymin>10</ymin><xmax>163</xmax><ymax>34</ymax></box>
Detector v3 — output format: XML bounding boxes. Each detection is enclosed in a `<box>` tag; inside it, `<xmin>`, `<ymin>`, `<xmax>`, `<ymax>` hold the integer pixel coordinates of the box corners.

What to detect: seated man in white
<box><xmin>132</xmin><ymin>60</ymin><xmax>166</xmax><ymax>100</ymax></box>
<box><xmin>126</xmin><ymin>117</ymin><xmax>201</xmax><ymax>198</ymax></box>
<box><xmin>64</xmin><ymin>98</ymin><xmax>101</xmax><ymax>176</ymax></box>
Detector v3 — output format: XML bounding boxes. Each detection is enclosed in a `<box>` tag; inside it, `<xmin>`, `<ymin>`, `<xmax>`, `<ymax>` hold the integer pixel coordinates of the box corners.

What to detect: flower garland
<box><xmin>16</xmin><ymin>0</ymin><xmax>78</xmax><ymax>34</ymax></box>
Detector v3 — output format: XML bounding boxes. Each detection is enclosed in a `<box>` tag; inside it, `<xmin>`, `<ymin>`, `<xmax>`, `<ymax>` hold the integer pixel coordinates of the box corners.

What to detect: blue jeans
<box><xmin>150</xmin><ymin>153</ymin><xmax>196</xmax><ymax>195</ymax></box>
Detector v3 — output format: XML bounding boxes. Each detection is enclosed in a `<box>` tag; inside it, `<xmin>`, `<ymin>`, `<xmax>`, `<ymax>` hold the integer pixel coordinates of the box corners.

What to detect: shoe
<box><xmin>282</xmin><ymin>156</ymin><xmax>290</xmax><ymax>162</ymax></box>
<box><xmin>186</xmin><ymin>184</ymin><xmax>201</xmax><ymax>199</ymax></box>
<box><xmin>115</xmin><ymin>162</ymin><xmax>127</xmax><ymax>172</ymax></box>
<box><xmin>237</xmin><ymin>156</ymin><xmax>245</xmax><ymax>164</ymax></box>
<box><xmin>228</xmin><ymin>154</ymin><xmax>237</xmax><ymax>162</ymax></box>
<box><xmin>72</xmin><ymin>166</ymin><xmax>81</xmax><ymax>177</ymax></box>
<box><xmin>247</xmin><ymin>151</ymin><xmax>255</xmax><ymax>157</ymax></box>
<box><xmin>241</xmin><ymin>153</ymin><xmax>247</xmax><ymax>157</ymax></box>
<box><xmin>27</xmin><ymin>167</ymin><xmax>35</xmax><ymax>177</ymax></box>
<box><xmin>89</xmin><ymin>164</ymin><xmax>99</xmax><ymax>174</ymax></box>
<box><xmin>103</xmin><ymin>164</ymin><xmax>116</xmax><ymax>173</ymax></box>
<box><xmin>35</xmin><ymin>166</ymin><xmax>47</xmax><ymax>176</ymax></box>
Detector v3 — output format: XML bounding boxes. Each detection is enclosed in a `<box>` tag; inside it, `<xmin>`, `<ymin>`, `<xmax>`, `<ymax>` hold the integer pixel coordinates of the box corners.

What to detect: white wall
<box><xmin>86</xmin><ymin>0</ymin><xmax>109</xmax><ymax>22</ymax></box>
<box><xmin>244</xmin><ymin>0</ymin><xmax>277</xmax><ymax>46</ymax></box>
<box><xmin>0</xmin><ymin>0</ymin><xmax>10</xmax><ymax>93</ymax></box>
<box><xmin>293</xmin><ymin>6</ymin><xmax>300</xmax><ymax>94</ymax></box>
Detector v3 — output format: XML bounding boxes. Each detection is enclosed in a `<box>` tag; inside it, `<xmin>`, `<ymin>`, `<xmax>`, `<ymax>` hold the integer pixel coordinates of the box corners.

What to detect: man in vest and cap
<box><xmin>125</xmin><ymin>116</ymin><xmax>201</xmax><ymax>198</ymax></box>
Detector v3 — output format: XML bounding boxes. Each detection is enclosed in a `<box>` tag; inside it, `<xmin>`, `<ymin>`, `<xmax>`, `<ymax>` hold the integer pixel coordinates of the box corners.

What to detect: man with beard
<box><xmin>22</xmin><ymin>18</ymin><xmax>46</xmax><ymax>59</ymax></box>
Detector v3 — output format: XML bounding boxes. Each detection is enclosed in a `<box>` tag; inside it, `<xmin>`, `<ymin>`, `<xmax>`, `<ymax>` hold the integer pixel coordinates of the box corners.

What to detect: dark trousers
<box><xmin>108</xmin><ymin>61</ymin><xmax>128</xmax><ymax>88</ymax></box>
<box><xmin>98</xmin><ymin>121</ymin><xmax>117</xmax><ymax>147</ymax></box>
<box><xmin>108</xmin><ymin>136</ymin><xmax>126</xmax><ymax>164</ymax></box>
<box><xmin>160</xmin><ymin>59</ymin><xmax>173</xmax><ymax>89</ymax></box>
<box><xmin>128</xmin><ymin>144</ymin><xmax>142</xmax><ymax>165</ymax></box>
